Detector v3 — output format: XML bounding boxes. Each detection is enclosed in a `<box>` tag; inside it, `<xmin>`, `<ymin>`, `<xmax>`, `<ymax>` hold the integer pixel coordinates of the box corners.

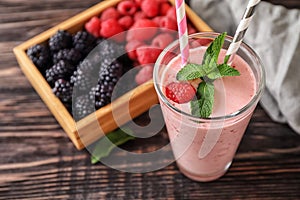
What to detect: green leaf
<box><xmin>206</xmin><ymin>63</ymin><xmax>240</xmax><ymax>80</ymax></box>
<box><xmin>191</xmin><ymin>82</ymin><xmax>214</xmax><ymax>118</ymax></box>
<box><xmin>224</xmin><ymin>55</ymin><xmax>230</xmax><ymax>64</ymax></box>
<box><xmin>91</xmin><ymin>128</ymin><xmax>135</xmax><ymax>164</ymax></box>
<box><xmin>205</xmin><ymin>63</ymin><xmax>220</xmax><ymax>80</ymax></box>
<box><xmin>202</xmin><ymin>32</ymin><xmax>226</xmax><ymax>69</ymax></box>
<box><xmin>176</xmin><ymin>63</ymin><xmax>207</xmax><ymax>81</ymax></box>
<box><xmin>217</xmin><ymin>63</ymin><xmax>240</xmax><ymax>77</ymax></box>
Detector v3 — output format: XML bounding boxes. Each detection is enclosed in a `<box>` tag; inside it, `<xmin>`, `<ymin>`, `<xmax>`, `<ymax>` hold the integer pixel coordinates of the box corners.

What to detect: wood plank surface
<box><xmin>1</xmin><ymin>0</ymin><xmax>300</xmax><ymax>199</ymax></box>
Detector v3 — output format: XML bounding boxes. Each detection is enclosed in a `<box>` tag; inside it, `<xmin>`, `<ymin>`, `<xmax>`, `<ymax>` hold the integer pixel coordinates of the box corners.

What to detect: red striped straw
<box><xmin>175</xmin><ymin>0</ymin><xmax>189</xmax><ymax>66</ymax></box>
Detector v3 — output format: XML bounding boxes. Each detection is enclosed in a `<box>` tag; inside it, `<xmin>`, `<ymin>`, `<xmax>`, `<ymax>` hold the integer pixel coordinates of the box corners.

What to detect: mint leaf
<box><xmin>176</xmin><ymin>63</ymin><xmax>207</xmax><ymax>81</ymax></box>
<box><xmin>202</xmin><ymin>32</ymin><xmax>226</xmax><ymax>69</ymax></box>
<box><xmin>224</xmin><ymin>55</ymin><xmax>230</xmax><ymax>64</ymax></box>
<box><xmin>206</xmin><ymin>63</ymin><xmax>240</xmax><ymax>80</ymax></box>
<box><xmin>91</xmin><ymin>128</ymin><xmax>135</xmax><ymax>164</ymax></box>
<box><xmin>191</xmin><ymin>82</ymin><xmax>214</xmax><ymax>118</ymax></box>
<box><xmin>205</xmin><ymin>63</ymin><xmax>220</xmax><ymax>80</ymax></box>
<box><xmin>217</xmin><ymin>63</ymin><xmax>240</xmax><ymax>77</ymax></box>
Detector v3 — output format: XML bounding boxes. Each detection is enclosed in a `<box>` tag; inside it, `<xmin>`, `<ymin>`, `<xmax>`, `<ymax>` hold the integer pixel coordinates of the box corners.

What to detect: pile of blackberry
<box><xmin>73</xmin><ymin>40</ymin><xmax>126</xmax><ymax>110</ymax></box>
<box><xmin>27</xmin><ymin>29</ymin><xmax>132</xmax><ymax>120</ymax></box>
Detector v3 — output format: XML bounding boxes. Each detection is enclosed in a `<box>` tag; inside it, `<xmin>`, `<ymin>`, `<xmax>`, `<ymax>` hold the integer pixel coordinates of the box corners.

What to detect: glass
<box><xmin>153</xmin><ymin>32</ymin><xmax>265</xmax><ymax>182</ymax></box>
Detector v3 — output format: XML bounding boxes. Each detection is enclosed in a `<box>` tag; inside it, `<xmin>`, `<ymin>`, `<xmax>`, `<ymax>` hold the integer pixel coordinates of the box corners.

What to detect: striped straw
<box><xmin>175</xmin><ymin>0</ymin><xmax>189</xmax><ymax>66</ymax></box>
<box><xmin>225</xmin><ymin>0</ymin><xmax>261</xmax><ymax>64</ymax></box>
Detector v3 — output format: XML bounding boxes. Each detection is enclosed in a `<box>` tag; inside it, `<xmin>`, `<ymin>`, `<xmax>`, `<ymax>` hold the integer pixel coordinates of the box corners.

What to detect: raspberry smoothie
<box><xmin>154</xmin><ymin>33</ymin><xmax>264</xmax><ymax>181</ymax></box>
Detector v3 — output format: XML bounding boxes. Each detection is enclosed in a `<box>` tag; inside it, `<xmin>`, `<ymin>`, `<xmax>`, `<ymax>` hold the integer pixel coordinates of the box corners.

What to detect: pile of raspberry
<box><xmin>85</xmin><ymin>0</ymin><xmax>196</xmax><ymax>85</ymax></box>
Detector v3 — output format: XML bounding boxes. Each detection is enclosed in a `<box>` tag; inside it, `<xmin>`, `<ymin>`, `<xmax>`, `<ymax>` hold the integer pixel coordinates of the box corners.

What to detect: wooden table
<box><xmin>1</xmin><ymin>0</ymin><xmax>299</xmax><ymax>199</ymax></box>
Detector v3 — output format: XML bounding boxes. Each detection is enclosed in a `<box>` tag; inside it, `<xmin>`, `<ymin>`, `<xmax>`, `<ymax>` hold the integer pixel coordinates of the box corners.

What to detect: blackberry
<box><xmin>119</xmin><ymin>53</ymin><xmax>133</xmax><ymax>74</ymax></box>
<box><xmin>112</xmin><ymin>67</ymin><xmax>138</xmax><ymax>98</ymax></box>
<box><xmin>70</xmin><ymin>60</ymin><xmax>99</xmax><ymax>92</ymax></box>
<box><xmin>72</xmin><ymin>31</ymin><xmax>97</xmax><ymax>56</ymax></box>
<box><xmin>97</xmin><ymin>39</ymin><xmax>131</xmax><ymax>70</ymax></box>
<box><xmin>99</xmin><ymin>60</ymin><xmax>123</xmax><ymax>85</ymax></box>
<box><xmin>52</xmin><ymin>48</ymin><xmax>82</xmax><ymax>65</ymax></box>
<box><xmin>96</xmin><ymin>40</ymin><xmax>124</xmax><ymax>82</ymax></box>
<box><xmin>96</xmin><ymin>39</ymin><xmax>124</xmax><ymax>61</ymax></box>
<box><xmin>27</xmin><ymin>44</ymin><xmax>51</xmax><ymax>72</ymax></box>
<box><xmin>73</xmin><ymin>94</ymin><xmax>94</xmax><ymax>121</ymax></box>
<box><xmin>45</xmin><ymin>60</ymin><xmax>75</xmax><ymax>86</ymax></box>
<box><xmin>86</xmin><ymin>50</ymin><xmax>102</xmax><ymax>67</ymax></box>
<box><xmin>89</xmin><ymin>82</ymin><xmax>115</xmax><ymax>109</ymax></box>
<box><xmin>52</xmin><ymin>79</ymin><xmax>73</xmax><ymax>104</ymax></box>
<box><xmin>89</xmin><ymin>60</ymin><xmax>123</xmax><ymax>110</ymax></box>
<box><xmin>49</xmin><ymin>30</ymin><xmax>72</xmax><ymax>52</ymax></box>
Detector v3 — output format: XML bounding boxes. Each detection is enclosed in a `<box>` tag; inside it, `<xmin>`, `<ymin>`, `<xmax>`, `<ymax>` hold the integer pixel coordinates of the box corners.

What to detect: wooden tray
<box><xmin>13</xmin><ymin>0</ymin><xmax>212</xmax><ymax>150</ymax></box>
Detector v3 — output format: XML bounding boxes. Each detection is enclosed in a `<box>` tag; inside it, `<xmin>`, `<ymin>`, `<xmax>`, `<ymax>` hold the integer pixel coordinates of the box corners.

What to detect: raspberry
<box><xmin>133</xmin><ymin>11</ymin><xmax>147</xmax><ymax>21</ymax></box>
<box><xmin>52</xmin><ymin>48</ymin><xmax>82</xmax><ymax>65</ymax></box>
<box><xmin>152</xmin><ymin>33</ymin><xmax>174</xmax><ymax>49</ymax></box>
<box><xmin>188</xmin><ymin>27</ymin><xmax>197</xmax><ymax>35</ymax></box>
<box><xmin>72</xmin><ymin>31</ymin><xmax>97</xmax><ymax>56</ymax></box>
<box><xmin>100</xmin><ymin>7</ymin><xmax>120</xmax><ymax>21</ymax></box>
<box><xmin>165</xmin><ymin>82</ymin><xmax>196</xmax><ymax>104</ymax></box>
<box><xmin>159</xmin><ymin>17</ymin><xmax>177</xmax><ymax>31</ymax></box>
<box><xmin>153</xmin><ymin>16</ymin><xmax>163</xmax><ymax>26</ymax></box>
<box><xmin>100</xmin><ymin>18</ymin><xmax>124</xmax><ymax>42</ymax></box>
<box><xmin>49</xmin><ymin>30</ymin><xmax>72</xmax><ymax>52</ymax></box>
<box><xmin>188</xmin><ymin>23</ymin><xmax>197</xmax><ymax>35</ymax></box>
<box><xmin>133</xmin><ymin>0</ymin><xmax>143</xmax><ymax>7</ymax></box>
<box><xmin>118</xmin><ymin>15</ymin><xmax>134</xmax><ymax>30</ymax></box>
<box><xmin>141</xmin><ymin>0</ymin><xmax>159</xmax><ymax>18</ymax></box>
<box><xmin>135</xmin><ymin>65</ymin><xmax>153</xmax><ymax>85</ymax></box>
<box><xmin>136</xmin><ymin>45</ymin><xmax>162</xmax><ymax>65</ymax></box>
<box><xmin>166</xmin><ymin>7</ymin><xmax>176</xmax><ymax>21</ymax></box>
<box><xmin>125</xmin><ymin>40</ymin><xmax>145</xmax><ymax>60</ymax></box>
<box><xmin>132</xmin><ymin>19</ymin><xmax>158</xmax><ymax>29</ymax></box>
<box><xmin>200</xmin><ymin>39</ymin><xmax>213</xmax><ymax>46</ymax></box>
<box><xmin>85</xmin><ymin>16</ymin><xmax>101</xmax><ymax>38</ymax></box>
<box><xmin>160</xmin><ymin>2</ymin><xmax>172</xmax><ymax>16</ymax></box>
<box><xmin>117</xmin><ymin>0</ymin><xmax>137</xmax><ymax>16</ymax></box>
<box><xmin>190</xmin><ymin>38</ymin><xmax>212</xmax><ymax>48</ymax></box>
<box><xmin>126</xmin><ymin>19</ymin><xmax>158</xmax><ymax>42</ymax></box>
<box><xmin>27</xmin><ymin>44</ymin><xmax>52</xmax><ymax>72</ymax></box>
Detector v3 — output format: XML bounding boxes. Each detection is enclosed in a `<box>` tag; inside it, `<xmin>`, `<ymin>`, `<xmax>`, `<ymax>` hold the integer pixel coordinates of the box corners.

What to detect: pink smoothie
<box><xmin>159</xmin><ymin>47</ymin><xmax>257</xmax><ymax>181</ymax></box>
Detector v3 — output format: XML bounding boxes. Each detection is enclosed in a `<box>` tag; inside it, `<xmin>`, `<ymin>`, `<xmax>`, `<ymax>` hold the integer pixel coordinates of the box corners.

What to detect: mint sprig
<box><xmin>176</xmin><ymin>32</ymin><xmax>240</xmax><ymax>118</ymax></box>
<box><xmin>91</xmin><ymin>128</ymin><xmax>135</xmax><ymax>164</ymax></box>
<box><xmin>191</xmin><ymin>82</ymin><xmax>214</xmax><ymax>117</ymax></box>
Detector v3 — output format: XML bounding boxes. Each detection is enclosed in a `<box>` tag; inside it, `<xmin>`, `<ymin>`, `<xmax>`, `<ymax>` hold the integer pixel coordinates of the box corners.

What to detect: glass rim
<box><xmin>153</xmin><ymin>32</ymin><xmax>266</xmax><ymax>122</ymax></box>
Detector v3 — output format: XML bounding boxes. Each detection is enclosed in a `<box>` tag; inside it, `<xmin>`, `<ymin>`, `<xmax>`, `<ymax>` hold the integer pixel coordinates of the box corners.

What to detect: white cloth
<box><xmin>190</xmin><ymin>0</ymin><xmax>300</xmax><ymax>134</ymax></box>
